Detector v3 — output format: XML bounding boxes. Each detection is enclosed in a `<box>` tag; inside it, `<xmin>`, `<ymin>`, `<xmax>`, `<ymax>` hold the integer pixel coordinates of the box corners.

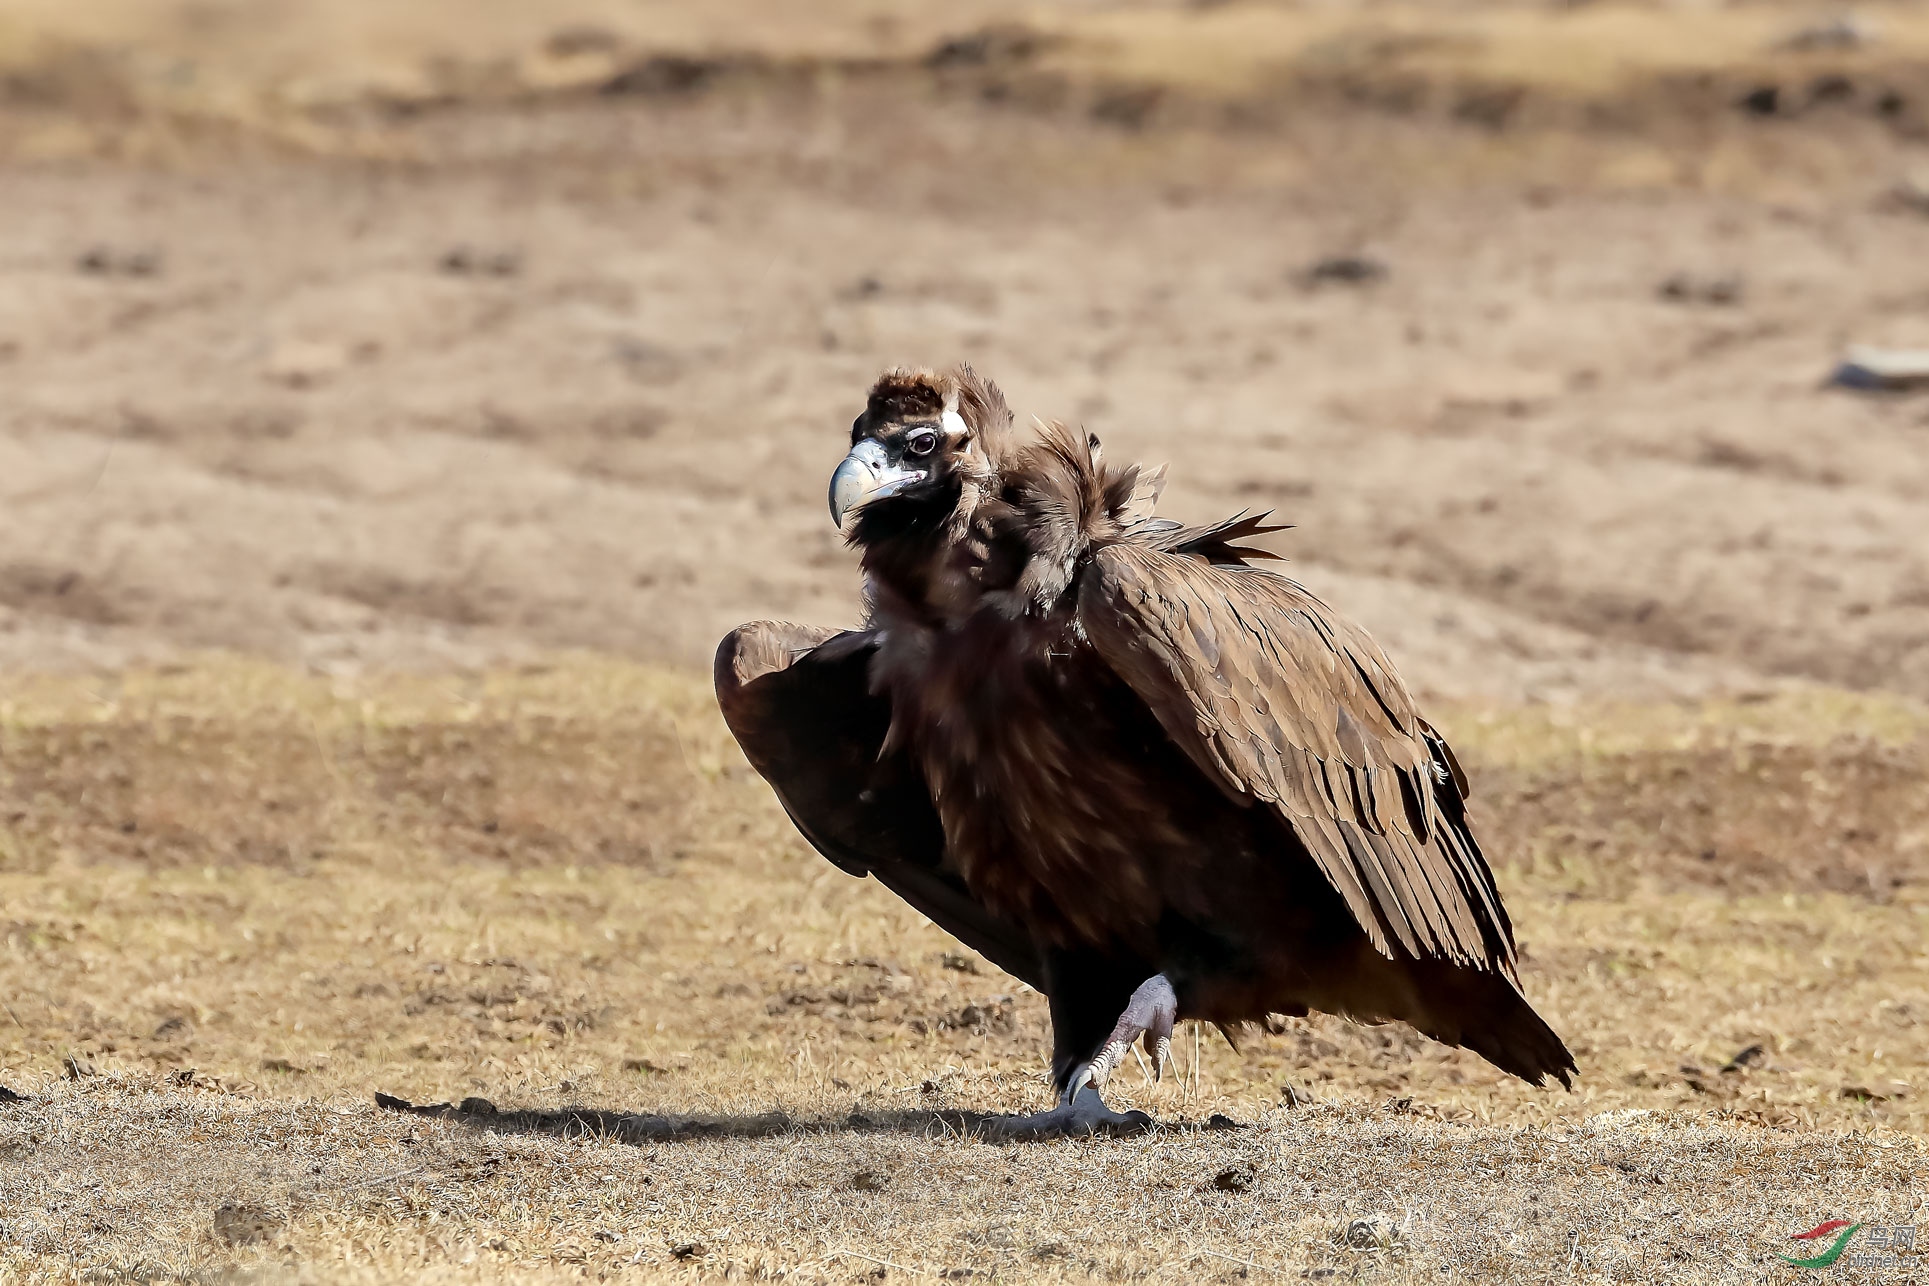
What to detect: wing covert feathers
<box><xmin>1076</xmin><ymin>544</ymin><xmax>1518</xmax><ymax>976</ymax></box>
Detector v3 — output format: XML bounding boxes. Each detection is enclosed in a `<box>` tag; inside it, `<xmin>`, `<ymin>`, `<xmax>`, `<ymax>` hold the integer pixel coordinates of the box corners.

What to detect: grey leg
<box><xmin>1063</xmin><ymin>974</ymin><xmax>1180</xmax><ymax>1100</ymax></box>
<box><xmin>984</xmin><ymin>974</ymin><xmax>1178</xmax><ymax>1140</ymax></box>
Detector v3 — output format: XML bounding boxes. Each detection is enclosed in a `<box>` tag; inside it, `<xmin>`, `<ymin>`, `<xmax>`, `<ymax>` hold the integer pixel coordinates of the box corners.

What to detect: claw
<box><xmin>1062</xmin><ymin>1061</ymin><xmax>1095</xmax><ymax>1105</ymax></box>
<box><xmin>1141</xmin><ymin>998</ymin><xmax>1176</xmax><ymax>1083</ymax></box>
<box><xmin>1060</xmin><ymin>1038</ymin><xmax>1130</xmax><ymax>1105</ymax></box>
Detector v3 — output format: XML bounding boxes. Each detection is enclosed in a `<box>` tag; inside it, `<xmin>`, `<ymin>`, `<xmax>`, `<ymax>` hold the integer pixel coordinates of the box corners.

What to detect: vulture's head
<box><xmin>830</xmin><ymin>365</ymin><xmax>1013</xmax><ymax>542</ymax></box>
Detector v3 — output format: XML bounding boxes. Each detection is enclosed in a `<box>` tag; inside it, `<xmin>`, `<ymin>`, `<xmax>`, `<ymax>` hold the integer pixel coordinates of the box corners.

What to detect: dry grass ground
<box><xmin>1</xmin><ymin>661</ymin><xmax>1925</xmax><ymax>1281</ymax></box>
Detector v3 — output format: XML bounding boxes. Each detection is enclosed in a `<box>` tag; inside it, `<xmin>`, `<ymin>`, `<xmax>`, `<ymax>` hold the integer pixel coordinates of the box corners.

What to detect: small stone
<box><xmin>1298</xmin><ymin>255</ymin><xmax>1387</xmax><ymax>288</ymax></box>
<box><xmin>76</xmin><ymin>246</ymin><xmax>162</xmax><ymax>277</ymax></box>
<box><xmin>1657</xmin><ymin>272</ymin><xmax>1743</xmax><ymax>305</ymax></box>
<box><xmin>1890</xmin><ymin>170</ymin><xmax>1929</xmax><ymax>217</ymax></box>
<box><xmin>439</xmin><ymin>246</ymin><xmax>522</xmax><ymax>277</ymax></box>
<box><xmin>1831</xmin><ymin>346</ymin><xmax>1929</xmax><ymax>392</ymax></box>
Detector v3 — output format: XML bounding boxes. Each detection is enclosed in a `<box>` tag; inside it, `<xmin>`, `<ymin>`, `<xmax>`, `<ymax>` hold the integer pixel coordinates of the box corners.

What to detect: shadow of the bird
<box><xmin>372</xmin><ymin>1090</ymin><xmax>1226</xmax><ymax>1143</ymax></box>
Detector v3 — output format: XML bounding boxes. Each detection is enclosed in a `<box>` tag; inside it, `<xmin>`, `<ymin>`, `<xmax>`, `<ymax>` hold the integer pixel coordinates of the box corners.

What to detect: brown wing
<box><xmin>1076</xmin><ymin>546</ymin><xmax>1516</xmax><ymax>975</ymax></box>
<box><xmin>714</xmin><ymin>621</ymin><xmax>1044</xmax><ymax>989</ymax></box>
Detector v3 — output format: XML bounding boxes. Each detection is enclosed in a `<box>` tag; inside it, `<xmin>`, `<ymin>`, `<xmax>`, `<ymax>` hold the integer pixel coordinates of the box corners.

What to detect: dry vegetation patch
<box><xmin>1463</xmin><ymin>693</ymin><xmax>1929</xmax><ymax>900</ymax></box>
<box><xmin>5</xmin><ymin>0</ymin><xmax>1929</xmax><ymax>161</ymax></box>
<box><xmin>3</xmin><ymin>1079</ymin><xmax>1925</xmax><ymax>1283</ymax></box>
<box><xmin>0</xmin><ymin>661</ymin><xmax>1925</xmax><ymax>1280</ymax></box>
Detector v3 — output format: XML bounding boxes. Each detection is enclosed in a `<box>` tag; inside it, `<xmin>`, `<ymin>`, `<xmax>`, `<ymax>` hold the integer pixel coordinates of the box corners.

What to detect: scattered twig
<box><xmin>1193</xmin><ymin>1246</ymin><xmax>1279</xmax><ymax>1274</ymax></box>
<box><xmin>667</xmin><ymin>715</ymin><xmax>702</xmax><ymax>780</ymax></box>
<box><xmin>833</xmin><ymin>1247</ymin><xmax>927</xmax><ymax>1276</ymax></box>
<box><xmin>345</xmin><ymin>1165</ymin><xmax>424</xmax><ymax>1191</ymax></box>
<box><xmin>303</xmin><ymin>712</ymin><xmax>352</xmax><ymax>802</ymax></box>
<box><xmin>87</xmin><ymin>443</ymin><xmax>117</xmax><ymax>495</ymax></box>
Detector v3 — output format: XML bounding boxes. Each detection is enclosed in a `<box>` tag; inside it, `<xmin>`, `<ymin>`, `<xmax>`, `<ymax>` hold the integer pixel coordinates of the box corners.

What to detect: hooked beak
<box><xmin>829</xmin><ymin>438</ymin><xmax>927</xmax><ymax>529</ymax></box>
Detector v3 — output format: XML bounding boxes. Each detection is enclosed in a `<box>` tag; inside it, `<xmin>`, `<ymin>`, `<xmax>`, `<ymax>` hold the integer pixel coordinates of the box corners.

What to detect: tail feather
<box><xmin>1398</xmin><ymin>962</ymin><xmax>1576</xmax><ymax>1089</ymax></box>
<box><xmin>1465</xmin><ymin>993</ymin><xmax>1576</xmax><ymax>1089</ymax></box>
<box><xmin>1448</xmin><ymin>979</ymin><xmax>1575</xmax><ymax>1089</ymax></box>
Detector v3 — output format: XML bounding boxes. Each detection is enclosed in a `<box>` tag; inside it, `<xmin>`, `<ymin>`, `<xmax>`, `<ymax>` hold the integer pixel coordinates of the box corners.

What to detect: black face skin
<box><xmin>834</xmin><ymin>411</ymin><xmax>973</xmax><ymax>548</ymax></box>
<box><xmin>844</xmin><ymin>424</ymin><xmax>964</xmax><ymax>548</ymax></box>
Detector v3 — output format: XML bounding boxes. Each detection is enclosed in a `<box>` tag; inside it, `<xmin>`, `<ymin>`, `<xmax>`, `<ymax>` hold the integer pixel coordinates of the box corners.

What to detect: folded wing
<box><xmin>1076</xmin><ymin>546</ymin><xmax>1516</xmax><ymax>975</ymax></box>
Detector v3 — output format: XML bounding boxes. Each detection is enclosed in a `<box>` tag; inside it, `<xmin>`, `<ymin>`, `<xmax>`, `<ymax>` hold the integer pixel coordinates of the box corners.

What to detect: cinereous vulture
<box><xmin>716</xmin><ymin>365</ymin><xmax>1573</xmax><ymax>1134</ymax></box>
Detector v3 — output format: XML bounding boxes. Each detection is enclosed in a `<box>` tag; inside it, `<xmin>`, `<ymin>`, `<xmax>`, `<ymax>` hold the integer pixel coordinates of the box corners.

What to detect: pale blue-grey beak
<box><xmin>829</xmin><ymin>438</ymin><xmax>927</xmax><ymax>529</ymax></box>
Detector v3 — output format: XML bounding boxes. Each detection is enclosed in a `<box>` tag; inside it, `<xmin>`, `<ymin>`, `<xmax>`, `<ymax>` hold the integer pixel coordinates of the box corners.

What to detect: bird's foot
<box><xmin>982</xmin><ymin>1084</ymin><xmax>1153</xmax><ymax>1140</ymax></box>
<box><xmin>1065</xmin><ymin>973</ymin><xmax>1180</xmax><ymax>1099</ymax></box>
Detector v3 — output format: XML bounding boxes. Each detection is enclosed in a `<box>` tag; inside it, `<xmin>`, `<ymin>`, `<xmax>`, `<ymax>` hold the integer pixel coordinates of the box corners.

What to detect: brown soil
<box><xmin>3</xmin><ymin>60</ymin><xmax>1929</xmax><ymax>703</ymax></box>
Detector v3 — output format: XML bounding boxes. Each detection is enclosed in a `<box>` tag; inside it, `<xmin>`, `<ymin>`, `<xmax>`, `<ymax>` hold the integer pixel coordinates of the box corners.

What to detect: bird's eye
<box><xmin>905</xmin><ymin>429</ymin><xmax>939</xmax><ymax>457</ymax></box>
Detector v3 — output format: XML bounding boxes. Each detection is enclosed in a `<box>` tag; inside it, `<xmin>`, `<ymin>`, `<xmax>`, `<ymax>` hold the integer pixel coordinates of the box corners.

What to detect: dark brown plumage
<box><xmin>717</xmin><ymin>365</ymin><xmax>1573</xmax><ymax>1131</ymax></box>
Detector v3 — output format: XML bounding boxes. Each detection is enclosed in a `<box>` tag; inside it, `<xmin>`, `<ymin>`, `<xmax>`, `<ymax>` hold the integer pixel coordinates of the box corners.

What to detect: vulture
<box><xmin>716</xmin><ymin>365</ymin><xmax>1573</xmax><ymax>1134</ymax></box>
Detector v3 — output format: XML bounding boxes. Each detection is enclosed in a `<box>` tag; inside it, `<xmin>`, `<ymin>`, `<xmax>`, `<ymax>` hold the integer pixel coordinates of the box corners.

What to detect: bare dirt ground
<box><xmin>3</xmin><ymin>1</ymin><xmax>1929</xmax><ymax>1281</ymax></box>
<box><xmin>2</xmin><ymin>9</ymin><xmax>1929</xmax><ymax>702</ymax></box>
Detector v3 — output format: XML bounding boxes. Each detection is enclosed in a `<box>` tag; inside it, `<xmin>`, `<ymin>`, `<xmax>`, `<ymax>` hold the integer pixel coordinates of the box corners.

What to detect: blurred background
<box><xmin>1</xmin><ymin>0</ymin><xmax>1926</xmax><ymax>703</ymax></box>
